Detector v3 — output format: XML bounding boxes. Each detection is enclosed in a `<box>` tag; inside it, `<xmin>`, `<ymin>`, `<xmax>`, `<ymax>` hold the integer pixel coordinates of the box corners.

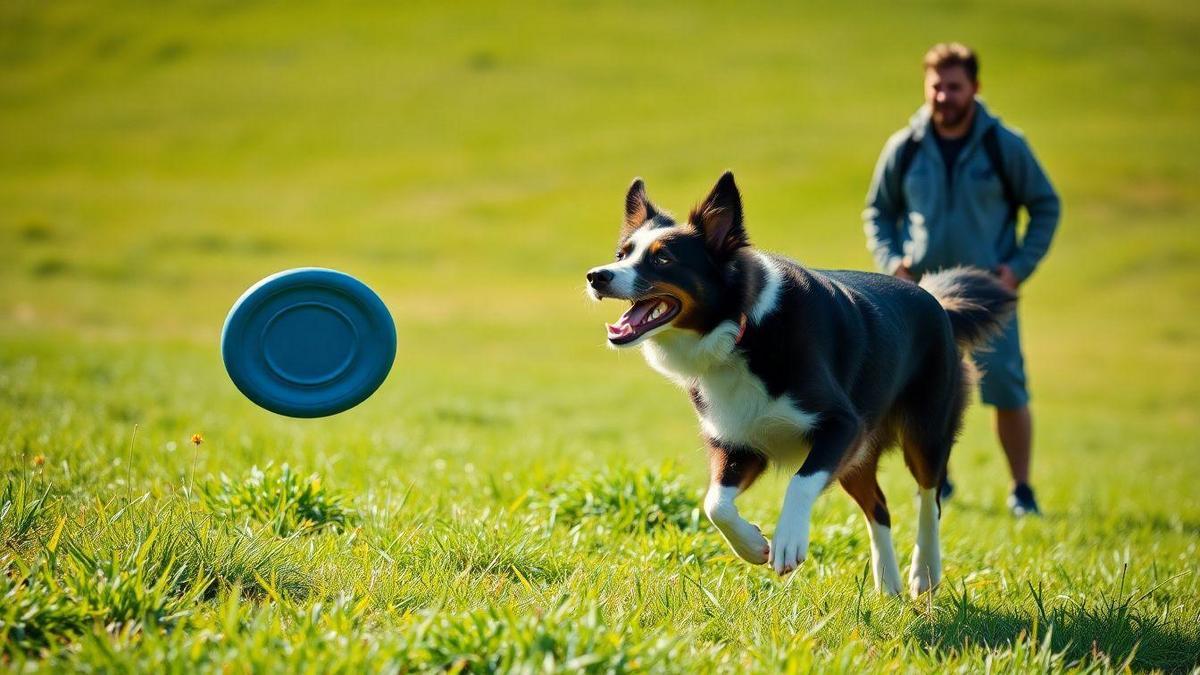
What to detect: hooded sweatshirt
<box><xmin>862</xmin><ymin>99</ymin><xmax>1060</xmax><ymax>281</ymax></box>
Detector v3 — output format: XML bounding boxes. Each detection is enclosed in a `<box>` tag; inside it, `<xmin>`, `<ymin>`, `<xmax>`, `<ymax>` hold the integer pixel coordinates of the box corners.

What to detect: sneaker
<box><xmin>1007</xmin><ymin>483</ymin><xmax>1041</xmax><ymax>517</ymax></box>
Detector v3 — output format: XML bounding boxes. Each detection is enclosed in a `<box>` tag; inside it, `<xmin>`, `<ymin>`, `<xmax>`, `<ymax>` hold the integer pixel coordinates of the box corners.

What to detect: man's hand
<box><xmin>894</xmin><ymin>258</ymin><xmax>915</xmax><ymax>282</ymax></box>
<box><xmin>994</xmin><ymin>264</ymin><xmax>1020</xmax><ymax>293</ymax></box>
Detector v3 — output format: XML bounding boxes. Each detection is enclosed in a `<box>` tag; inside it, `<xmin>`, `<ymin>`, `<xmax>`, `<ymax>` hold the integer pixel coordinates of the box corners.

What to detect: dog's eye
<box><xmin>653</xmin><ymin>253</ymin><xmax>671</xmax><ymax>266</ymax></box>
<box><xmin>615</xmin><ymin>250</ymin><xmax>626</xmax><ymax>261</ymax></box>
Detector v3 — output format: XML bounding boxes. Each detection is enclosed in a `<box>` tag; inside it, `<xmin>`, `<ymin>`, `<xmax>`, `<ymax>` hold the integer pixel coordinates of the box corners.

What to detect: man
<box><xmin>862</xmin><ymin>43</ymin><xmax>1060</xmax><ymax>516</ymax></box>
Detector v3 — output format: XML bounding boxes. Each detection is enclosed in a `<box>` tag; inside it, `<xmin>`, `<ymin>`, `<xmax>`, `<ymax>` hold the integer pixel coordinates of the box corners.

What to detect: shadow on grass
<box><xmin>1111</xmin><ymin>512</ymin><xmax>1200</xmax><ymax>538</ymax></box>
<box><xmin>911</xmin><ymin>581</ymin><xmax>1200</xmax><ymax>672</ymax></box>
<box><xmin>947</xmin><ymin>499</ymin><xmax>1200</xmax><ymax>538</ymax></box>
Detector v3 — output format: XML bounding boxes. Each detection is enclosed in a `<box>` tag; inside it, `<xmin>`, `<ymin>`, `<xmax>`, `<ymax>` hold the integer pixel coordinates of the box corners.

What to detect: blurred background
<box><xmin>1</xmin><ymin>0</ymin><xmax>1197</xmax><ymax>503</ymax></box>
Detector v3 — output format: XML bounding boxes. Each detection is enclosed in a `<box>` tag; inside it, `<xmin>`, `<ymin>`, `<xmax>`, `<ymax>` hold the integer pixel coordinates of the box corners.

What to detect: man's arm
<box><xmin>862</xmin><ymin>132</ymin><xmax>910</xmax><ymax>276</ymax></box>
<box><xmin>1003</xmin><ymin>132</ymin><xmax>1061</xmax><ymax>282</ymax></box>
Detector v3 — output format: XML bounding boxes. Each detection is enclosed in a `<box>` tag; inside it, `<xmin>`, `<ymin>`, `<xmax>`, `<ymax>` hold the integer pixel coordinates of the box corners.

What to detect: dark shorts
<box><xmin>972</xmin><ymin>314</ymin><xmax>1029</xmax><ymax>409</ymax></box>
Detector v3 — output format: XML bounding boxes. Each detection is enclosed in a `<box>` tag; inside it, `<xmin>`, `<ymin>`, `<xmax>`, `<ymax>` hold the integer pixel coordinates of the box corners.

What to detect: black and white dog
<box><xmin>586</xmin><ymin>172</ymin><xmax>1014</xmax><ymax>596</ymax></box>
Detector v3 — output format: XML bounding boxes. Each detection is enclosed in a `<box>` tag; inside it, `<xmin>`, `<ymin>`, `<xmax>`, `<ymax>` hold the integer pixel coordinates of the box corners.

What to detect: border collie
<box><xmin>586</xmin><ymin>172</ymin><xmax>1015</xmax><ymax>596</ymax></box>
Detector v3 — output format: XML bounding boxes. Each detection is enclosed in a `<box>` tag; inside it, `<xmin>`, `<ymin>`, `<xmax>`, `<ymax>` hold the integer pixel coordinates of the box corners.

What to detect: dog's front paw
<box><xmin>768</xmin><ymin>521</ymin><xmax>809</xmax><ymax>576</ymax></box>
<box><xmin>725</xmin><ymin>521</ymin><xmax>770</xmax><ymax>565</ymax></box>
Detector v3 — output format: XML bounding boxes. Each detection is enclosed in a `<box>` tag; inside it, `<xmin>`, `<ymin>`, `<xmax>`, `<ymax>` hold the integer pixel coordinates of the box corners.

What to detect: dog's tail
<box><xmin>919</xmin><ymin>267</ymin><xmax>1017</xmax><ymax>351</ymax></box>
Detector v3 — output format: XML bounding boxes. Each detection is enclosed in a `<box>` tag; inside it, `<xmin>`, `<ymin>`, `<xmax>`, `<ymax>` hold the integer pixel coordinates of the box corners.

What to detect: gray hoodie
<box><xmin>862</xmin><ymin>99</ymin><xmax>1060</xmax><ymax>281</ymax></box>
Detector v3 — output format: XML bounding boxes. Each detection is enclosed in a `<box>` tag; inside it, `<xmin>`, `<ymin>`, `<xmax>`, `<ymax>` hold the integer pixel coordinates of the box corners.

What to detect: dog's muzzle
<box><xmin>586</xmin><ymin>268</ymin><xmax>614</xmax><ymax>295</ymax></box>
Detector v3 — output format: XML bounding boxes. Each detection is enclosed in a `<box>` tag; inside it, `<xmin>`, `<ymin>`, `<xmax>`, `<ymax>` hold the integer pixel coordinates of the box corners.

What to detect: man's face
<box><xmin>924</xmin><ymin>65</ymin><xmax>978</xmax><ymax>129</ymax></box>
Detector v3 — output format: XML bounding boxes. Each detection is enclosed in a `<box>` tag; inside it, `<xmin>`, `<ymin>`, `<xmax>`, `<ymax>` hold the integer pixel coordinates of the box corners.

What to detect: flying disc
<box><xmin>221</xmin><ymin>268</ymin><xmax>396</xmax><ymax>418</ymax></box>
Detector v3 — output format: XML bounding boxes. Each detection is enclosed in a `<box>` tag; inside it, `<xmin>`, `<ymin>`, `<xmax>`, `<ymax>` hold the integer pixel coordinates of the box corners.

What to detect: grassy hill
<box><xmin>2</xmin><ymin>1</ymin><xmax>1198</xmax><ymax>671</ymax></box>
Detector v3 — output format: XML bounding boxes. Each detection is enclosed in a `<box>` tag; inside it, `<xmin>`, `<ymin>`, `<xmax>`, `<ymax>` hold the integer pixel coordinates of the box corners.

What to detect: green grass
<box><xmin>2</xmin><ymin>0</ymin><xmax>1199</xmax><ymax>671</ymax></box>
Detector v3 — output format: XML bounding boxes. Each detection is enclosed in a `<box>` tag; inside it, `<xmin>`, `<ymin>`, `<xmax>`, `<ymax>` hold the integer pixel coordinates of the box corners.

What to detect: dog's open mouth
<box><xmin>606</xmin><ymin>296</ymin><xmax>681</xmax><ymax>345</ymax></box>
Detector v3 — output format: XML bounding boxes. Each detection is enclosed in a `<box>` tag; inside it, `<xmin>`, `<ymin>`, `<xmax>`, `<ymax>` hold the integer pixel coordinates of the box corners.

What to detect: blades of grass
<box><xmin>46</xmin><ymin>515</ymin><xmax>66</xmax><ymax>554</ymax></box>
<box><xmin>125</xmin><ymin>423</ymin><xmax>138</xmax><ymax>505</ymax></box>
<box><xmin>680</xmin><ymin>570</ymin><xmax>722</xmax><ymax>611</ymax></box>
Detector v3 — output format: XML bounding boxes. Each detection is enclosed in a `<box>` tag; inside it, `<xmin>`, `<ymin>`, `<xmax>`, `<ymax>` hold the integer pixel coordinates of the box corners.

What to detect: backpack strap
<box><xmin>893</xmin><ymin>133</ymin><xmax>921</xmax><ymax>215</ymax></box>
<box><xmin>981</xmin><ymin>126</ymin><xmax>1019</xmax><ymax>221</ymax></box>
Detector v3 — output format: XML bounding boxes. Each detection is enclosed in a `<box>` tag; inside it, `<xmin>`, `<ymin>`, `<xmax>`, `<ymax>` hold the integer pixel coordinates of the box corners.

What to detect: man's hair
<box><xmin>923</xmin><ymin>43</ymin><xmax>978</xmax><ymax>82</ymax></box>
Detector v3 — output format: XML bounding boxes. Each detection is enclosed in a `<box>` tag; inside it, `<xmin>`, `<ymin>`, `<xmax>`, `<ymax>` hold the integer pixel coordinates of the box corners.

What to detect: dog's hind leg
<box><xmin>704</xmin><ymin>441</ymin><xmax>770</xmax><ymax>565</ymax></box>
<box><xmin>839</xmin><ymin>448</ymin><xmax>903</xmax><ymax>596</ymax></box>
<box><xmin>901</xmin><ymin>431</ymin><xmax>951</xmax><ymax>597</ymax></box>
<box><xmin>909</xmin><ymin>480</ymin><xmax>943</xmax><ymax>598</ymax></box>
<box><xmin>899</xmin><ymin>357</ymin><xmax>967</xmax><ymax>597</ymax></box>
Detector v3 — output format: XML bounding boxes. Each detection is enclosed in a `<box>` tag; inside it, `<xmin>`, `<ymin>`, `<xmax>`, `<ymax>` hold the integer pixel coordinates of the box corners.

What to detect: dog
<box><xmin>586</xmin><ymin>172</ymin><xmax>1015</xmax><ymax>596</ymax></box>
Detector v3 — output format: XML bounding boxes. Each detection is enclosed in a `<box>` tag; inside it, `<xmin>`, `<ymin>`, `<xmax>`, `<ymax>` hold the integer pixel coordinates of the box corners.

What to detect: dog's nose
<box><xmin>587</xmin><ymin>268</ymin><xmax>614</xmax><ymax>288</ymax></box>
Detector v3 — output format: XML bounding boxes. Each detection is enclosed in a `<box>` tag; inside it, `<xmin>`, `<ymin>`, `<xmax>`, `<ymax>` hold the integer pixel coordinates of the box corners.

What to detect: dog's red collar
<box><xmin>735</xmin><ymin>313</ymin><xmax>748</xmax><ymax>345</ymax></box>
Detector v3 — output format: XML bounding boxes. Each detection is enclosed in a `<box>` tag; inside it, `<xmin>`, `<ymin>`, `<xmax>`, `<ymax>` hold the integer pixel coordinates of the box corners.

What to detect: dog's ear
<box><xmin>622</xmin><ymin>178</ymin><xmax>657</xmax><ymax>239</ymax></box>
<box><xmin>690</xmin><ymin>171</ymin><xmax>748</xmax><ymax>257</ymax></box>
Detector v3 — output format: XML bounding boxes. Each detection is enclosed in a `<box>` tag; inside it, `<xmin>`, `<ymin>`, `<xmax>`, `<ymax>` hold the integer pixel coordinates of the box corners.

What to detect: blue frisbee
<box><xmin>221</xmin><ymin>268</ymin><xmax>396</xmax><ymax>418</ymax></box>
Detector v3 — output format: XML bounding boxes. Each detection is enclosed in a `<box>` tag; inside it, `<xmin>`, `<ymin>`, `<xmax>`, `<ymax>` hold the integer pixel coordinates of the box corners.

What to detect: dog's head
<box><xmin>587</xmin><ymin>171</ymin><xmax>749</xmax><ymax>348</ymax></box>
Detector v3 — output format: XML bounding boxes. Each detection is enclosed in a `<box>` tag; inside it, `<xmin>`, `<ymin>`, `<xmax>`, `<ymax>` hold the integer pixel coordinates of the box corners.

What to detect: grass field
<box><xmin>2</xmin><ymin>0</ymin><xmax>1199</xmax><ymax>671</ymax></box>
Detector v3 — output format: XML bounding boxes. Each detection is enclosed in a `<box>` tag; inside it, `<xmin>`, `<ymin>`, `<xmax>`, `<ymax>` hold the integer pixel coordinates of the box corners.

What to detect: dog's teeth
<box><xmin>651</xmin><ymin>303</ymin><xmax>664</xmax><ymax>320</ymax></box>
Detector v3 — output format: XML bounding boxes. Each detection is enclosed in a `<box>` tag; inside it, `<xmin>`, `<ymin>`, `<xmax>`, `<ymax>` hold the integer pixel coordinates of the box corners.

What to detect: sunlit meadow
<box><xmin>2</xmin><ymin>1</ymin><xmax>1198</xmax><ymax>671</ymax></box>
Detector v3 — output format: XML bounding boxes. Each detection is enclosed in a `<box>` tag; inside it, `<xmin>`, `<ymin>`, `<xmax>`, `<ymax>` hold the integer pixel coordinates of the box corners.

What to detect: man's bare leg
<box><xmin>996</xmin><ymin>405</ymin><xmax>1032</xmax><ymax>486</ymax></box>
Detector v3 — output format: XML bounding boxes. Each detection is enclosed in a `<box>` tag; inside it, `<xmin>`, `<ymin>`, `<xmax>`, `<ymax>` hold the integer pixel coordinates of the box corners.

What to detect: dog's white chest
<box><xmin>642</xmin><ymin>318</ymin><xmax>818</xmax><ymax>462</ymax></box>
<box><xmin>695</xmin><ymin>362</ymin><xmax>817</xmax><ymax>460</ymax></box>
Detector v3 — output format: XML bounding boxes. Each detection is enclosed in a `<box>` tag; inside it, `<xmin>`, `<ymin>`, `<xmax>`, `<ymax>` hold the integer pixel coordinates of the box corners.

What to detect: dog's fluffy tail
<box><xmin>920</xmin><ymin>267</ymin><xmax>1017</xmax><ymax>351</ymax></box>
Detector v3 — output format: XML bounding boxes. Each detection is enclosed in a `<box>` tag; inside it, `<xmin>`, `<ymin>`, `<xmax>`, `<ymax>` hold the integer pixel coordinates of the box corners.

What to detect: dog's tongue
<box><xmin>606</xmin><ymin>299</ymin><xmax>657</xmax><ymax>339</ymax></box>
